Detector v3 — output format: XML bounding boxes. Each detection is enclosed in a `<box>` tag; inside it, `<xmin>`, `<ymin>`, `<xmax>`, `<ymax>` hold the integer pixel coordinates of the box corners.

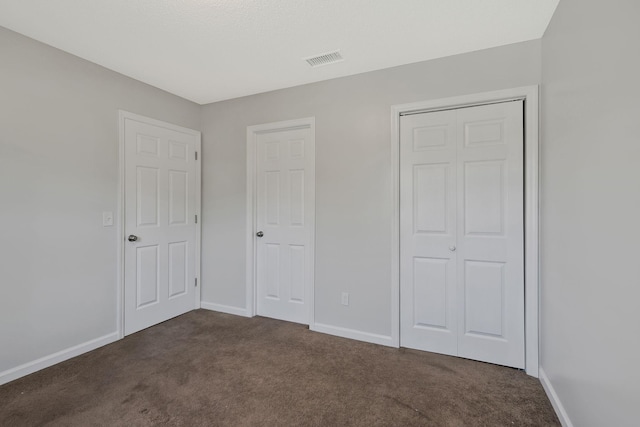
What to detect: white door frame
<box><xmin>391</xmin><ymin>86</ymin><xmax>540</xmax><ymax>377</ymax></box>
<box><xmin>116</xmin><ymin>110</ymin><xmax>202</xmax><ymax>339</ymax></box>
<box><xmin>245</xmin><ymin>117</ymin><xmax>316</xmax><ymax>326</ymax></box>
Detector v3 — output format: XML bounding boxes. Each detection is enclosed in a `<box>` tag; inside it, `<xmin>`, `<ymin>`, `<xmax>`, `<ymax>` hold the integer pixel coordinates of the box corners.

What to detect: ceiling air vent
<box><xmin>304</xmin><ymin>50</ymin><xmax>344</xmax><ymax>68</ymax></box>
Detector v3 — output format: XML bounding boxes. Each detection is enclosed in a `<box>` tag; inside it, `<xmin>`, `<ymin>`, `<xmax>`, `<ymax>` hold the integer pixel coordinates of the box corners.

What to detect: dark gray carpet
<box><xmin>0</xmin><ymin>310</ymin><xmax>559</xmax><ymax>426</ymax></box>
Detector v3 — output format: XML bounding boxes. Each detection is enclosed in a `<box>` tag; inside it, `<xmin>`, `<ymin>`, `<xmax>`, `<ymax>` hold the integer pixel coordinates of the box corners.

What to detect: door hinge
<box><xmin>195</xmin><ymin>214</ymin><xmax>198</xmax><ymax>224</ymax></box>
<box><xmin>195</xmin><ymin>278</ymin><xmax>198</xmax><ymax>287</ymax></box>
<box><xmin>195</xmin><ymin>152</ymin><xmax>198</xmax><ymax>160</ymax></box>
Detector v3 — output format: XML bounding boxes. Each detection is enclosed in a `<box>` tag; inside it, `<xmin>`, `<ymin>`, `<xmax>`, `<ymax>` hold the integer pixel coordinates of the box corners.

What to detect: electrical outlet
<box><xmin>102</xmin><ymin>211</ymin><xmax>114</xmax><ymax>227</ymax></box>
<box><xmin>341</xmin><ymin>292</ymin><xmax>349</xmax><ymax>306</ymax></box>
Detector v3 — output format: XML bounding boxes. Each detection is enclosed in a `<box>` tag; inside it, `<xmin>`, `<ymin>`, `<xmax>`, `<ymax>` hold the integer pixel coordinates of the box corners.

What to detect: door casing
<box><xmin>245</xmin><ymin>117</ymin><xmax>316</xmax><ymax>327</ymax></box>
<box><xmin>391</xmin><ymin>86</ymin><xmax>539</xmax><ymax>377</ymax></box>
<box><xmin>117</xmin><ymin>110</ymin><xmax>202</xmax><ymax>339</ymax></box>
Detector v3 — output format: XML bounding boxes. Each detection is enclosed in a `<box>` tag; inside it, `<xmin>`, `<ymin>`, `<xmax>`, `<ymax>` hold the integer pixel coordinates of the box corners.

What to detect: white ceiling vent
<box><xmin>304</xmin><ymin>50</ymin><xmax>344</xmax><ymax>68</ymax></box>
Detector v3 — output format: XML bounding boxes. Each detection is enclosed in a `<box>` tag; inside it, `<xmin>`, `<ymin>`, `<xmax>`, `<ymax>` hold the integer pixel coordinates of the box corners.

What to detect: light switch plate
<box><xmin>102</xmin><ymin>211</ymin><xmax>114</xmax><ymax>227</ymax></box>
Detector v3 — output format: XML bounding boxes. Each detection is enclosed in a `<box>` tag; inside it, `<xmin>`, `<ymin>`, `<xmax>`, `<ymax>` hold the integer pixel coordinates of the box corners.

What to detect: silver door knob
<box><xmin>449</xmin><ymin>245</ymin><xmax>456</xmax><ymax>252</ymax></box>
<box><xmin>128</xmin><ymin>235</ymin><xmax>138</xmax><ymax>242</ymax></box>
<box><xmin>256</xmin><ymin>231</ymin><xmax>264</xmax><ymax>238</ymax></box>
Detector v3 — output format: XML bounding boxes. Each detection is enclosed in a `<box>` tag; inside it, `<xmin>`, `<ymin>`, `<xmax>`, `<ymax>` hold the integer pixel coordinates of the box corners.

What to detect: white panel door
<box><xmin>400</xmin><ymin>101</ymin><xmax>524</xmax><ymax>368</ymax></box>
<box><xmin>455</xmin><ymin>102</ymin><xmax>524</xmax><ymax>367</ymax></box>
<box><xmin>256</xmin><ymin>127</ymin><xmax>314</xmax><ymax>324</ymax></box>
<box><xmin>400</xmin><ymin>110</ymin><xmax>458</xmax><ymax>356</ymax></box>
<box><xmin>124</xmin><ymin>117</ymin><xmax>198</xmax><ymax>335</ymax></box>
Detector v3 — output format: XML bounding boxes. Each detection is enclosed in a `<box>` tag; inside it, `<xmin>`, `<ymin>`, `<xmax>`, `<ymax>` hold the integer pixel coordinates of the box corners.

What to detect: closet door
<box><xmin>400</xmin><ymin>110</ymin><xmax>458</xmax><ymax>356</ymax></box>
<box><xmin>455</xmin><ymin>102</ymin><xmax>524</xmax><ymax>368</ymax></box>
<box><xmin>400</xmin><ymin>101</ymin><xmax>524</xmax><ymax>369</ymax></box>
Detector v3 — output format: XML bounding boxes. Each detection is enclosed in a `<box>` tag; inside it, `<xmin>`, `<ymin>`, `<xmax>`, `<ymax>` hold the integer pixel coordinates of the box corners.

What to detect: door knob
<box><xmin>256</xmin><ymin>231</ymin><xmax>264</xmax><ymax>238</ymax></box>
<box><xmin>449</xmin><ymin>245</ymin><xmax>456</xmax><ymax>252</ymax></box>
<box><xmin>128</xmin><ymin>235</ymin><xmax>138</xmax><ymax>242</ymax></box>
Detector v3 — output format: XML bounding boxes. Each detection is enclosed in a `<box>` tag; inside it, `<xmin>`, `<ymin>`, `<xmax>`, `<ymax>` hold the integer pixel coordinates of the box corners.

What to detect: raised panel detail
<box><xmin>290</xmin><ymin>139</ymin><xmax>305</xmax><ymax>158</ymax></box>
<box><xmin>290</xmin><ymin>169</ymin><xmax>304</xmax><ymax>226</ymax></box>
<box><xmin>413</xmin><ymin>125</ymin><xmax>448</xmax><ymax>151</ymax></box>
<box><xmin>464</xmin><ymin>261</ymin><xmax>504</xmax><ymax>337</ymax></box>
<box><xmin>136</xmin><ymin>245</ymin><xmax>159</xmax><ymax>308</ymax></box>
<box><xmin>169</xmin><ymin>140</ymin><xmax>188</xmax><ymax>161</ymax></box>
<box><xmin>266</xmin><ymin>244</ymin><xmax>280</xmax><ymax>299</ymax></box>
<box><xmin>464</xmin><ymin>161</ymin><xmax>504</xmax><ymax>235</ymax></box>
<box><xmin>464</xmin><ymin>120</ymin><xmax>505</xmax><ymax>147</ymax></box>
<box><xmin>413</xmin><ymin>257</ymin><xmax>448</xmax><ymax>329</ymax></box>
<box><xmin>290</xmin><ymin>245</ymin><xmax>305</xmax><ymax>302</ymax></box>
<box><xmin>265</xmin><ymin>171</ymin><xmax>280</xmax><ymax>225</ymax></box>
<box><xmin>137</xmin><ymin>167</ymin><xmax>159</xmax><ymax>227</ymax></box>
<box><xmin>265</xmin><ymin>141</ymin><xmax>280</xmax><ymax>161</ymax></box>
<box><xmin>414</xmin><ymin>164</ymin><xmax>448</xmax><ymax>234</ymax></box>
<box><xmin>168</xmin><ymin>242</ymin><xmax>187</xmax><ymax>298</ymax></box>
<box><xmin>136</xmin><ymin>134</ymin><xmax>159</xmax><ymax>157</ymax></box>
<box><xmin>169</xmin><ymin>170</ymin><xmax>188</xmax><ymax>225</ymax></box>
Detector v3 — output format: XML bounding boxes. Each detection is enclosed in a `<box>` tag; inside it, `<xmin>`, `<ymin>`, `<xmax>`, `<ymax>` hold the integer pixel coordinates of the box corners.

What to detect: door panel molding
<box><xmin>246</xmin><ymin>117</ymin><xmax>315</xmax><ymax>327</ymax></box>
<box><xmin>117</xmin><ymin>110</ymin><xmax>201</xmax><ymax>339</ymax></box>
<box><xmin>391</xmin><ymin>86</ymin><xmax>539</xmax><ymax>377</ymax></box>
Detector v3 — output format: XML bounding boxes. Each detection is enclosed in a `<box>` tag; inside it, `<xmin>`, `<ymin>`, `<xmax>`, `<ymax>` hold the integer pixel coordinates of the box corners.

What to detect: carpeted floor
<box><xmin>0</xmin><ymin>310</ymin><xmax>559</xmax><ymax>426</ymax></box>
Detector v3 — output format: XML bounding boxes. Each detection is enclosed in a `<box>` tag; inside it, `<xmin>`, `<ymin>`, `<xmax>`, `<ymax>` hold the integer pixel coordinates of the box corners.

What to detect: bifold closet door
<box><xmin>400</xmin><ymin>101</ymin><xmax>525</xmax><ymax>369</ymax></box>
<box><xmin>400</xmin><ymin>109</ymin><xmax>458</xmax><ymax>356</ymax></box>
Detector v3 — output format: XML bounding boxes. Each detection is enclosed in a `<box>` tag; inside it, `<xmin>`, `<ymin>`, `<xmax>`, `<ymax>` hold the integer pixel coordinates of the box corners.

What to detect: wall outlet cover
<box><xmin>341</xmin><ymin>292</ymin><xmax>349</xmax><ymax>306</ymax></box>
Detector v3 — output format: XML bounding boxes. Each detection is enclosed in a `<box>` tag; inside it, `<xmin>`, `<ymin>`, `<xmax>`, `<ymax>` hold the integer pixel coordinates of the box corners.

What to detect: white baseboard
<box><xmin>539</xmin><ymin>367</ymin><xmax>574</xmax><ymax>427</ymax></box>
<box><xmin>200</xmin><ymin>301</ymin><xmax>250</xmax><ymax>317</ymax></box>
<box><xmin>0</xmin><ymin>332</ymin><xmax>119</xmax><ymax>386</ymax></box>
<box><xmin>311</xmin><ymin>323</ymin><xmax>395</xmax><ymax>347</ymax></box>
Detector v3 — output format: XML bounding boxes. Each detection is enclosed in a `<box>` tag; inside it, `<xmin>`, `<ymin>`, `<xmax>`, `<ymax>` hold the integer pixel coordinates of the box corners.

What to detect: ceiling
<box><xmin>0</xmin><ymin>0</ymin><xmax>559</xmax><ymax>105</ymax></box>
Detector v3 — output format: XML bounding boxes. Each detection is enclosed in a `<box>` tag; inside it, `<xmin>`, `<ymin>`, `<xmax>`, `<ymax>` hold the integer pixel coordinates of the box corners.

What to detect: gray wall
<box><xmin>0</xmin><ymin>27</ymin><xmax>200</xmax><ymax>374</ymax></box>
<box><xmin>540</xmin><ymin>1</ymin><xmax>640</xmax><ymax>425</ymax></box>
<box><xmin>200</xmin><ymin>40</ymin><xmax>541</xmax><ymax>337</ymax></box>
